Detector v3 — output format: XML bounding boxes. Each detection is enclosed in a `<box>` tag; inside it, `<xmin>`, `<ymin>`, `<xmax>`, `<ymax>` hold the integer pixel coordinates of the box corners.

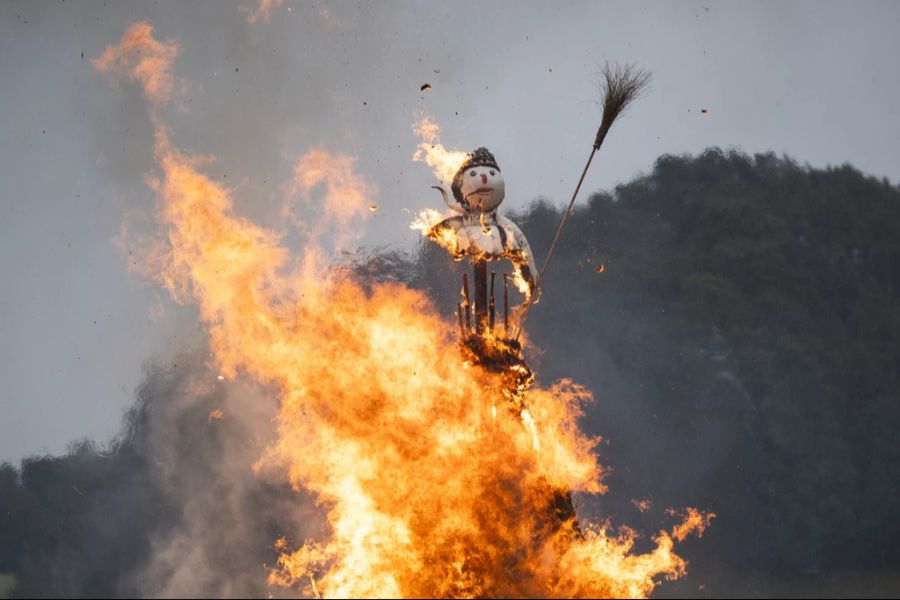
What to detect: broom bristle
<box><xmin>595</xmin><ymin>62</ymin><xmax>652</xmax><ymax>148</ymax></box>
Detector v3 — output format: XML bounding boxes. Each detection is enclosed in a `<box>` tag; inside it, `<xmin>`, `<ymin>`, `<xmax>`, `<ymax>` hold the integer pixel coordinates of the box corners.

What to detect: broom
<box><xmin>514</xmin><ymin>62</ymin><xmax>651</xmax><ymax>339</ymax></box>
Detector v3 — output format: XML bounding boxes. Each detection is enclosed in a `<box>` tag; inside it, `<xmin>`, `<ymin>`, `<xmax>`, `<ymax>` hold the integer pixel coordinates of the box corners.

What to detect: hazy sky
<box><xmin>2</xmin><ymin>0</ymin><xmax>899</xmax><ymax>463</ymax></box>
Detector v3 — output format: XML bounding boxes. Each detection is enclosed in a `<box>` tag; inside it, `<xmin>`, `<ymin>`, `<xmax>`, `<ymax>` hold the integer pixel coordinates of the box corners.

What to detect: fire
<box><xmin>668</xmin><ymin>507</ymin><xmax>716</xmax><ymax>542</ymax></box>
<box><xmin>92</xmin><ymin>21</ymin><xmax>183</xmax><ymax>106</ymax></box>
<box><xmin>632</xmin><ymin>498</ymin><xmax>652</xmax><ymax>513</ymax></box>
<box><xmin>285</xmin><ymin>147</ymin><xmax>376</xmax><ymax>251</ymax></box>
<box><xmin>409</xmin><ymin>210</ymin><xmax>532</xmax><ymax>299</ymax></box>
<box><xmin>244</xmin><ymin>0</ymin><xmax>285</xmax><ymax>24</ymax></box>
<box><xmin>96</xmin><ymin>21</ymin><xmax>711</xmax><ymax>599</ymax></box>
<box><xmin>412</xmin><ymin>115</ymin><xmax>470</xmax><ymax>183</ymax></box>
<box><xmin>410</xmin><ymin>208</ymin><xmax>462</xmax><ymax>256</ymax></box>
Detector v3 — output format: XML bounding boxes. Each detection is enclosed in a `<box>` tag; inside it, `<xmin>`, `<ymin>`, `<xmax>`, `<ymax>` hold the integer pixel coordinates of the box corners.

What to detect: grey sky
<box><xmin>2</xmin><ymin>0</ymin><xmax>899</xmax><ymax>463</ymax></box>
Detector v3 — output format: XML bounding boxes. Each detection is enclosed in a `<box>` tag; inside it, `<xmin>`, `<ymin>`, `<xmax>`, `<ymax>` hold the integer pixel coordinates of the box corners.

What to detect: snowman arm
<box><xmin>497</xmin><ymin>215</ymin><xmax>539</xmax><ymax>299</ymax></box>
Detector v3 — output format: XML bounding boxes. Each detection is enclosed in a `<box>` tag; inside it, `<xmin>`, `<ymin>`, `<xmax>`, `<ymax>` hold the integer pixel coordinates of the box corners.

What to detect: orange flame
<box><xmin>97</xmin><ymin>22</ymin><xmax>710</xmax><ymax>599</ymax></box>
<box><xmin>409</xmin><ymin>208</ymin><xmax>461</xmax><ymax>255</ymax></box>
<box><xmin>632</xmin><ymin>498</ymin><xmax>652</xmax><ymax>513</ymax></box>
<box><xmin>668</xmin><ymin>507</ymin><xmax>716</xmax><ymax>542</ymax></box>
<box><xmin>285</xmin><ymin>148</ymin><xmax>377</xmax><ymax>251</ymax></box>
<box><xmin>244</xmin><ymin>0</ymin><xmax>285</xmax><ymax>24</ymax></box>
<box><xmin>412</xmin><ymin>115</ymin><xmax>469</xmax><ymax>183</ymax></box>
<box><xmin>92</xmin><ymin>21</ymin><xmax>183</xmax><ymax>106</ymax></box>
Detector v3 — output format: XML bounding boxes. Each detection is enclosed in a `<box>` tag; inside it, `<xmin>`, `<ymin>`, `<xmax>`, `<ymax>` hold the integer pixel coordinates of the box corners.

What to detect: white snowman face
<box><xmin>460</xmin><ymin>165</ymin><xmax>505</xmax><ymax>212</ymax></box>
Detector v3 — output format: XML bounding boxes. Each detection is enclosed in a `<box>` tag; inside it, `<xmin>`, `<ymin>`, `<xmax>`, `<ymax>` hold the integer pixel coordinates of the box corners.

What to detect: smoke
<box><xmin>1</xmin><ymin>350</ymin><xmax>322</xmax><ymax>598</ymax></box>
<box><xmin>128</xmin><ymin>360</ymin><xmax>320</xmax><ymax>599</ymax></box>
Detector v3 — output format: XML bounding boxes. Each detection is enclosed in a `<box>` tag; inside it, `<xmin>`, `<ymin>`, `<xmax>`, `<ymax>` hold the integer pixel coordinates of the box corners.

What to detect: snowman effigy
<box><xmin>416</xmin><ymin>63</ymin><xmax>650</xmax><ymax>387</ymax></box>
<box><xmin>423</xmin><ymin>147</ymin><xmax>540</xmax><ymax>404</ymax></box>
<box><xmin>420</xmin><ymin>146</ymin><xmax>579</xmax><ymax>531</ymax></box>
<box><xmin>415</xmin><ymin>63</ymin><xmax>651</xmax><ymax>534</ymax></box>
<box><xmin>428</xmin><ymin>147</ymin><xmax>538</xmax><ymax>311</ymax></box>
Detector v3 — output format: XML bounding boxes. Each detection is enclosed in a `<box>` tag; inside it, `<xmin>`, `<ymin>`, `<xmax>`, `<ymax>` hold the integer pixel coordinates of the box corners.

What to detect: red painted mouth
<box><xmin>476</xmin><ymin>187</ymin><xmax>493</xmax><ymax>194</ymax></box>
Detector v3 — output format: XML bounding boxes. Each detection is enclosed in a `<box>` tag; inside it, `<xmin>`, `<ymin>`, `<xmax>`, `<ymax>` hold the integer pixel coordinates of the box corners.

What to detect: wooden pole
<box><xmin>473</xmin><ymin>259</ymin><xmax>488</xmax><ymax>334</ymax></box>
<box><xmin>489</xmin><ymin>271</ymin><xmax>496</xmax><ymax>333</ymax></box>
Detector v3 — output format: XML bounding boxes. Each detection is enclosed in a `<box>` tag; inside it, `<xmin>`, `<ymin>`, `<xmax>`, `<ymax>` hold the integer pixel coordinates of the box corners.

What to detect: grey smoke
<box><xmin>1</xmin><ymin>350</ymin><xmax>322</xmax><ymax>598</ymax></box>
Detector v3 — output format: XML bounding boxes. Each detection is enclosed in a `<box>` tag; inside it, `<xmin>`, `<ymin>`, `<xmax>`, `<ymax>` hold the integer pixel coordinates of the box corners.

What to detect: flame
<box><xmin>668</xmin><ymin>507</ymin><xmax>716</xmax><ymax>542</ymax></box>
<box><xmin>410</xmin><ymin>208</ymin><xmax>463</xmax><ymax>258</ymax></box>
<box><xmin>409</xmin><ymin>211</ymin><xmax>533</xmax><ymax>302</ymax></box>
<box><xmin>632</xmin><ymin>498</ymin><xmax>652</xmax><ymax>513</ymax></box>
<box><xmin>97</xmin><ymin>22</ymin><xmax>710</xmax><ymax>599</ymax></box>
<box><xmin>412</xmin><ymin>115</ymin><xmax>469</xmax><ymax>183</ymax></box>
<box><xmin>92</xmin><ymin>21</ymin><xmax>183</xmax><ymax>106</ymax></box>
<box><xmin>245</xmin><ymin>0</ymin><xmax>285</xmax><ymax>24</ymax></box>
<box><xmin>285</xmin><ymin>148</ymin><xmax>376</xmax><ymax>251</ymax></box>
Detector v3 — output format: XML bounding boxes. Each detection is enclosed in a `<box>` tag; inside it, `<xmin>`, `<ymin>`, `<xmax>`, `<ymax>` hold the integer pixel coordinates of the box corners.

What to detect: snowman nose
<box><xmin>481</xmin><ymin>173</ymin><xmax>488</xmax><ymax>184</ymax></box>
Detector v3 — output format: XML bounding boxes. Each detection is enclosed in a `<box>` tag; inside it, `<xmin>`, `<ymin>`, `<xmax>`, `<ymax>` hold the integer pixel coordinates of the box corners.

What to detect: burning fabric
<box><xmin>94</xmin><ymin>21</ymin><xmax>710</xmax><ymax>599</ymax></box>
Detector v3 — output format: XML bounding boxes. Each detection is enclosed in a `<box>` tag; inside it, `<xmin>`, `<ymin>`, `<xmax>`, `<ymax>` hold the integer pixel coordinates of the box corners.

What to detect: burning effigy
<box><xmin>415</xmin><ymin>144</ymin><xmax>581</xmax><ymax>533</ymax></box>
<box><xmin>418</xmin><ymin>147</ymin><xmax>537</xmax><ymax>390</ymax></box>
<box><xmin>94</xmin><ymin>20</ymin><xmax>711</xmax><ymax>599</ymax></box>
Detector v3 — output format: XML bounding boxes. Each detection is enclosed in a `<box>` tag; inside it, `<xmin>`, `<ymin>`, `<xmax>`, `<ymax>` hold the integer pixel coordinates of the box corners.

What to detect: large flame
<box><xmin>412</xmin><ymin>115</ymin><xmax>470</xmax><ymax>184</ymax></box>
<box><xmin>96</xmin><ymin>21</ymin><xmax>712</xmax><ymax>599</ymax></box>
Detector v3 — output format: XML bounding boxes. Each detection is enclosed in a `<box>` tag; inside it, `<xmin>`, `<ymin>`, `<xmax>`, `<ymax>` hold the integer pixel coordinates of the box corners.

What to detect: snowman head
<box><xmin>451</xmin><ymin>147</ymin><xmax>505</xmax><ymax>214</ymax></box>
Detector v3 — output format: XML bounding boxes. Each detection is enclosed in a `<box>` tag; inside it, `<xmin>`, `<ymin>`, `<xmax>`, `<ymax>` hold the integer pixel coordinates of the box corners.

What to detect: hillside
<box><xmin>3</xmin><ymin>148</ymin><xmax>899</xmax><ymax>597</ymax></box>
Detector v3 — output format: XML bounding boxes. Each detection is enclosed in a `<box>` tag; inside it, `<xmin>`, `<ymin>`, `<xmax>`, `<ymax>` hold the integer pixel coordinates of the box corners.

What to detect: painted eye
<box><xmin>489</xmin><ymin>169</ymin><xmax>496</xmax><ymax>176</ymax></box>
<box><xmin>469</xmin><ymin>170</ymin><xmax>477</xmax><ymax>176</ymax></box>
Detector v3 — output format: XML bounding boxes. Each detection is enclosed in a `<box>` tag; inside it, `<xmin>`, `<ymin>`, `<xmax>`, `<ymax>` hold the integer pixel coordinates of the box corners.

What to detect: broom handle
<box><xmin>538</xmin><ymin>145</ymin><xmax>598</xmax><ymax>283</ymax></box>
<box><xmin>515</xmin><ymin>144</ymin><xmax>598</xmax><ymax>338</ymax></box>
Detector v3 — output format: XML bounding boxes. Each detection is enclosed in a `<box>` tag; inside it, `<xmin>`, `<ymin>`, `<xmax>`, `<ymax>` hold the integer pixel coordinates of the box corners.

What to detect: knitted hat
<box><xmin>451</xmin><ymin>147</ymin><xmax>501</xmax><ymax>206</ymax></box>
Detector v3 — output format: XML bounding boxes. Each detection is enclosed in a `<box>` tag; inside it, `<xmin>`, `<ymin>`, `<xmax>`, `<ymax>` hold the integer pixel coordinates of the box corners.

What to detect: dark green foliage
<box><xmin>0</xmin><ymin>441</ymin><xmax>174</xmax><ymax>598</ymax></box>
<box><xmin>510</xmin><ymin>149</ymin><xmax>900</xmax><ymax>577</ymax></box>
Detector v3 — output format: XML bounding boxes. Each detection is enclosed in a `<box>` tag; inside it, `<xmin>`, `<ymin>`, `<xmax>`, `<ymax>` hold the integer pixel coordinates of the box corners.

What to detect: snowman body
<box><xmin>432</xmin><ymin>211</ymin><xmax>537</xmax><ymax>296</ymax></box>
<box><xmin>425</xmin><ymin>148</ymin><xmax>539</xmax><ymax>310</ymax></box>
<box><xmin>455</xmin><ymin>213</ymin><xmax>505</xmax><ymax>257</ymax></box>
